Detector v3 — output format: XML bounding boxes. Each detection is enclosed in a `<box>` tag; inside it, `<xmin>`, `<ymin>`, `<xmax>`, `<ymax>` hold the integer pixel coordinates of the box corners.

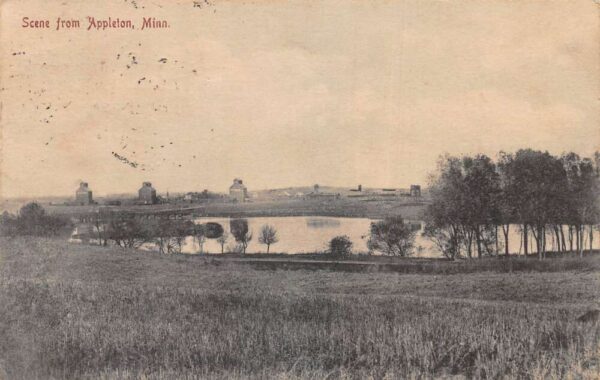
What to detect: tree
<box><xmin>0</xmin><ymin>211</ymin><xmax>18</xmax><ymax>236</ymax></box>
<box><xmin>497</xmin><ymin>152</ymin><xmax>517</xmax><ymax>256</ymax></box>
<box><xmin>216</xmin><ymin>231</ymin><xmax>229</xmax><ymax>254</ymax></box>
<box><xmin>258</xmin><ymin>224</ymin><xmax>279</xmax><ymax>253</ymax></box>
<box><xmin>0</xmin><ymin>202</ymin><xmax>70</xmax><ymax>237</ymax></box>
<box><xmin>423</xmin><ymin>155</ymin><xmax>471</xmax><ymax>259</ymax></box>
<box><xmin>194</xmin><ymin>223</ymin><xmax>207</xmax><ymax>253</ymax></box>
<box><xmin>561</xmin><ymin>152</ymin><xmax>598</xmax><ymax>257</ymax></box>
<box><xmin>460</xmin><ymin>155</ymin><xmax>501</xmax><ymax>258</ymax></box>
<box><xmin>496</xmin><ymin>150</ymin><xmax>568</xmax><ymax>259</ymax></box>
<box><xmin>191</xmin><ymin>222</ymin><xmax>224</xmax><ymax>253</ymax></box>
<box><xmin>149</xmin><ymin>218</ymin><xmax>175</xmax><ymax>254</ymax></box>
<box><xmin>230</xmin><ymin>219</ymin><xmax>252</xmax><ymax>254</ymax></box>
<box><xmin>91</xmin><ymin>208</ymin><xmax>113</xmax><ymax>246</ymax></box>
<box><xmin>173</xmin><ymin>220</ymin><xmax>194</xmax><ymax>253</ymax></box>
<box><xmin>106</xmin><ymin>213</ymin><xmax>152</xmax><ymax>249</ymax></box>
<box><xmin>147</xmin><ymin>218</ymin><xmax>193</xmax><ymax>254</ymax></box>
<box><xmin>18</xmin><ymin>202</ymin><xmax>46</xmax><ymax>235</ymax></box>
<box><xmin>328</xmin><ymin>235</ymin><xmax>353</xmax><ymax>257</ymax></box>
<box><xmin>425</xmin><ymin>154</ymin><xmax>501</xmax><ymax>259</ymax></box>
<box><xmin>367</xmin><ymin>216</ymin><xmax>416</xmax><ymax>256</ymax></box>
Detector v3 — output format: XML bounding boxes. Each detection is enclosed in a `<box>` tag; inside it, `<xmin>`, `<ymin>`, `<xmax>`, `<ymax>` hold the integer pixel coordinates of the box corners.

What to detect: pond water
<box><xmin>174</xmin><ymin>217</ymin><xmax>600</xmax><ymax>257</ymax></box>
<box><xmin>71</xmin><ymin>216</ymin><xmax>599</xmax><ymax>257</ymax></box>
<box><xmin>181</xmin><ymin>216</ymin><xmax>378</xmax><ymax>255</ymax></box>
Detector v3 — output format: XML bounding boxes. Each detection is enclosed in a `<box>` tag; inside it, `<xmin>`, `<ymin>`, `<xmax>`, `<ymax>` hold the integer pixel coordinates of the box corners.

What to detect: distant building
<box><xmin>229</xmin><ymin>178</ymin><xmax>247</xmax><ymax>202</ymax></box>
<box><xmin>410</xmin><ymin>185</ymin><xmax>422</xmax><ymax>197</ymax></box>
<box><xmin>138</xmin><ymin>182</ymin><xmax>157</xmax><ymax>204</ymax></box>
<box><xmin>75</xmin><ymin>182</ymin><xmax>93</xmax><ymax>205</ymax></box>
<box><xmin>307</xmin><ymin>183</ymin><xmax>339</xmax><ymax>200</ymax></box>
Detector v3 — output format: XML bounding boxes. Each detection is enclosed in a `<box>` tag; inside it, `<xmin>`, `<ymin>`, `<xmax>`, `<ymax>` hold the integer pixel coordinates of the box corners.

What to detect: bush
<box><xmin>105</xmin><ymin>214</ymin><xmax>151</xmax><ymax>249</ymax></box>
<box><xmin>367</xmin><ymin>216</ymin><xmax>416</xmax><ymax>256</ymax></box>
<box><xmin>328</xmin><ymin>235</ymin><xmax>353</xmax><ymax>257</ymax></box>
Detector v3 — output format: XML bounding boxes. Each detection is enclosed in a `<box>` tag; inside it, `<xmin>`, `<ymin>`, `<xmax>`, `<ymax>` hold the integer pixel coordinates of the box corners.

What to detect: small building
<box><xmin>138</xmin><ymin>182</ymin><xmax>157</xmax><ymax>204</ymax></box>
<box><xmin>75</xmin><ymin>182</ymin><xmax>93</xmax><ymax>205</ymax></box>
<box><xmin>229</xmin><ymin>178</ymin><xmax>247</xmax><ymax>202</ymax></box>
<box><xmin>410</xmin><ymin>185</ymin><xmax>422</xmax><ymax>197</ymax></box>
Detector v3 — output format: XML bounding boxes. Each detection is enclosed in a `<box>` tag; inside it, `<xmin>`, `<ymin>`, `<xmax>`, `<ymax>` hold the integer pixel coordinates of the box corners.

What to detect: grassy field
<box><xmin>0</xmin><ymin>238</ymin><xmax>599</xmax><ymax>379</ymax></box>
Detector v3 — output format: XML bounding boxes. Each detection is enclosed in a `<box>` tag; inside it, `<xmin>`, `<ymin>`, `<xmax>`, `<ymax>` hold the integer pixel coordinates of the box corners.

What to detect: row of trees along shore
<box><xmin>424</xmin><ymin>149</ymin><xmax>600</xmax><ymax>260</ymax></box>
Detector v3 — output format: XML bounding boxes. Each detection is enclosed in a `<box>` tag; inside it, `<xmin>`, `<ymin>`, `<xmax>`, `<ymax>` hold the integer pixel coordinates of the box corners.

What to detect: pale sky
<box><xmin>1</xmin><ymin>0</ymin><xmax>598</xmax><ymax>198</ymax></box>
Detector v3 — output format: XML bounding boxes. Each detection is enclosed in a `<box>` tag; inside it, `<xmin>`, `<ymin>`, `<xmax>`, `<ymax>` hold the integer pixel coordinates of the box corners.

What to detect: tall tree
<box><xmin>424</xmin><ymin>155</ymin><xmax>469</xmax><ymax>259</ymax></box>
<box><xmin>497</xmin><ymin>152</ymin><xmax>517</xmax><ymax>256</ymax></box>
<box><xmin>561</xmin><ymin>153</ymin><xmax>598</xmax><ymax>257</ymax></box>
<box><xmin>461</xmin><ymin>155</ymin><xmax>501</xmax><ymax>258</ymax></box>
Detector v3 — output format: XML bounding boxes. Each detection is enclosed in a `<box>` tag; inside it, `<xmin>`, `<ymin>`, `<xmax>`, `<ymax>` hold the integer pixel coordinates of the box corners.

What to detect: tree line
<box><xmin>0</xmin><ymin>203</ymin><xmax>71</xmax><ymax>237</ymax></box>
<box><xmin>424</xmin><ymin>149</ymin><xmax>600</xmax><ymax>259</ymax></box>
<box><xmin>91</xmin><ymin>212</ymin><xmax>280</xmax><ymax>255</ymax></box>
<box><xmin>0</xmin><ymin>205</ymin><xmax>281</xmax><ymax>255</ymax></box>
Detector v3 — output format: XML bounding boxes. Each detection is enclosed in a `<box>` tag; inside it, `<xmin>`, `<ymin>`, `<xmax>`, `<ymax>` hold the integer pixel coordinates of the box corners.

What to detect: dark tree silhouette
<box><xmin>230</xmin><ymin>219</ymin><xmax>252</xmax><ymax>254</ymax></box>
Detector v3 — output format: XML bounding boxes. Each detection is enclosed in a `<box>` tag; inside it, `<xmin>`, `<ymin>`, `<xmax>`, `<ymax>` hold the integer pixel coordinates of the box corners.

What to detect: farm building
<box><xmin>138</xmin><ymin>182</ymin><xmax>157</xmax><ymax>204</ymax></box>
<box><xmin>229</xmin><ymin>178</ymin><xmax>248</xmax><ymax>202</ymax></box>
<box><xmin>75</xmin><ymin>182</ymin><xmax>93</xmax><ymax>205</ymax></box>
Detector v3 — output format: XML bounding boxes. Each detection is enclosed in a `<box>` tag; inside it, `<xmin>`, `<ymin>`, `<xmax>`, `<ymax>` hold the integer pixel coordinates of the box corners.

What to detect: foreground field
<box><xmin>0</xmin><ymin>238</ymin><xmax>599</xmax><ymax>379</ymax></box>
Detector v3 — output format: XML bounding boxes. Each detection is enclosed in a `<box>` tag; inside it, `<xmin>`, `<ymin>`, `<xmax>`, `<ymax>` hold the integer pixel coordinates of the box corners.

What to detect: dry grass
<box><xmin>0</xmin><ymin>237</ymin><xmax>599</xmax><ymax>379</ymax></box>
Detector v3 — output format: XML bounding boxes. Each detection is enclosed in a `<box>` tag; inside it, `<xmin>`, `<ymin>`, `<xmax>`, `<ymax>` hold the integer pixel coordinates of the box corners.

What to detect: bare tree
<box><xmin>258</xmin><ymin>224</ymin><xmax>279</xmax><ymax>254</ymax></box>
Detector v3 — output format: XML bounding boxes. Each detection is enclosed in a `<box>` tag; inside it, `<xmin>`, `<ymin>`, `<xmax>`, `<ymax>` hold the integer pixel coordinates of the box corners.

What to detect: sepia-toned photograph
<box><xmin>0</xmin><ymin>0</ymin><xmax>599</xmax><ymax>378</ymax></box>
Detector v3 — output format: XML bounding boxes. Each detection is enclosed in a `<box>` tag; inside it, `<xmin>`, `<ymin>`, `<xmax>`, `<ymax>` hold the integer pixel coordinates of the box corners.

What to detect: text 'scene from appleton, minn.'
<box><xmin>21</xmin><ymin>16</ymin><xmax>169</xmax><ymax>31</ymax></box>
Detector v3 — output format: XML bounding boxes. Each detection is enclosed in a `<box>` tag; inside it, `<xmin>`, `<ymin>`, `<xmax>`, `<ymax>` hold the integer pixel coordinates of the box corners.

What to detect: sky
<box><xmin>1</xmin><ymin>0</ymin><xmax>598</xmax><ymax>198</ymax></box>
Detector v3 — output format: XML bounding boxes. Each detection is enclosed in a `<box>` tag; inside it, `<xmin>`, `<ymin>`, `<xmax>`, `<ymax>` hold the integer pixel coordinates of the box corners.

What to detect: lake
<box><xmin>173</xmin><ymin>216</ymin><xmax>599</xmax><ymax>257</ymax></box>
<box><xmin>180</xmin><ymin>216</ymin><xmax>378</xmax><ymax>255</ymax></box>
<box><xmin>71</xmin><ymin>216</ymin><xmax>599</xmax><ymax>257</ymax></box>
